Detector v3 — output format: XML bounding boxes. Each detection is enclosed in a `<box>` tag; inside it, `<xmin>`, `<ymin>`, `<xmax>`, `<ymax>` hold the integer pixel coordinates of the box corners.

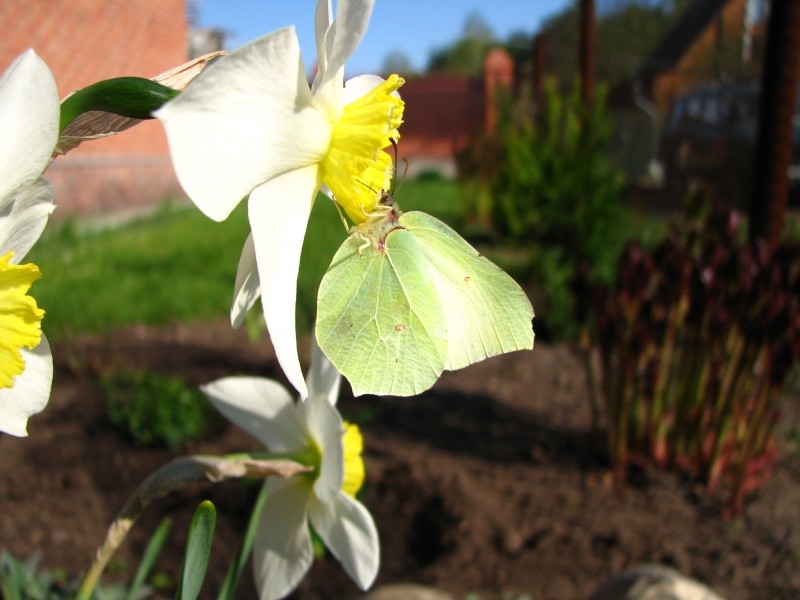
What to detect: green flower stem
<box><xmin>75</xmin><ymin>453</ymin><xmax>312</xmax><ymax>600</ymax></box>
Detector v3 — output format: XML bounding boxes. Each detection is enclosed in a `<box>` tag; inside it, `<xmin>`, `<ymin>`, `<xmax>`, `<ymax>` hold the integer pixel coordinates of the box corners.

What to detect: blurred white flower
<box><xmin>201</xmin><ymin>341</ymin><xmax>378</xmax><ymax>600</ymax></box>
<box><xmin>0</xmin><ymin>49</ymin><xmax>59</xmax><ymax>437</ymax></box>
<box><xmin>156</xmin><ymin>0</ymin><xmax>403</xmax><ymax>398</ymax></box>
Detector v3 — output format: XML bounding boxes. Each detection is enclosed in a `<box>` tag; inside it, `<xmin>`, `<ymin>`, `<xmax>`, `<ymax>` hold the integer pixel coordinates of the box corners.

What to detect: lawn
<box><xmin>26</xmin><ymin>179</ymin><xmax>464</xmax><ymax>338</ymax></box>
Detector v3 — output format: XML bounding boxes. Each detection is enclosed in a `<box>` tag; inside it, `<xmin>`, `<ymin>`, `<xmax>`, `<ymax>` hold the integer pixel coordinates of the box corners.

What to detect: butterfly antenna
<box><xmin>355</xmin><ymin>178</ymin><xmax>379</xmax><ymax>195</ymax></box>
<box><xmin>389</xmin><ymin>138</ymin><xmax>399</xmax><ymax>195</ymax></box>
<box><xmin>388</xmin><ymin>138</ymin><xmax>409</xmax><ymax>197</ymax></box>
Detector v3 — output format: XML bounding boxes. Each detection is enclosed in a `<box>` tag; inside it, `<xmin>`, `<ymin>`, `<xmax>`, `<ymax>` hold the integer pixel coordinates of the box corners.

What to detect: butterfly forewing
<box><xmin>316</xmin><ymin>231</ymin><xmax>448</xmax><ymax>396</ymax></box>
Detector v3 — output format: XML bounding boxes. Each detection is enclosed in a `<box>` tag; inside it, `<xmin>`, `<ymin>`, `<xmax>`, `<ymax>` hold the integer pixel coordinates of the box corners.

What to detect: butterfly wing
<box><xmin>316</xmin><ymin>230</ymin><xmax>448</xmax><ymax>397</ymax></box>
<box><xmin>399</xmin><ymin>211</ymin><xmax>534</xmax><ymax>371</ymax></box>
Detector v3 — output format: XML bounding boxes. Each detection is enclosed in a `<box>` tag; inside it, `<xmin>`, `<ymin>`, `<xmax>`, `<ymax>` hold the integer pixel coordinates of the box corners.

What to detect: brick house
<box><xmin>0</xmin><ymin>0</ymin><xmax>188</xmax><ymax>216</ymax></box>
<box><xmin>637</xmin><ymin>0</ymin><xmax>766</xmax><ymax>118</ymax></box>
<box><xmin>605</xmin><ymin>0</ymin><xmax>769</xmax><ymax>179</ymax></box>
<box><xmin>1</xmin><ymin>0</ymin><xmax>514</xmax><ymax>212</ymax></box>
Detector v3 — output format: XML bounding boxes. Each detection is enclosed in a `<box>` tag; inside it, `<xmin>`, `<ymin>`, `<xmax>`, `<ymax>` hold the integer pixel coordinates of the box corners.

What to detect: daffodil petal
<box><xmin>156</xmin><ymin>27</ymin><xmax>330</xmax><ymax>222</ymax></box>
<box><xmin>231</xmin><ymin>233</ymin><xmax>261</xmax><ymax>328</ymax></box>
<box><xmin>0</xmin><ymin>334</ymin><xmax>52</xmax><ymax>437</ymax></box>
<box><xmin>343</xmin><ymin>74</ymin><xmax>387</xmax><ymax>105</ymax></box>
<box><xmin>313</xmin><ymin>0</ymin><xmax>375</xmax><ymax>111</ymax></box>
<box><xmin>327</xmin><ymin>0</ymin><xmax>374</xmax><ymax>82</ymax></box>
<box><xmin>307</xmin><ymin>335</ymin><xmax>341</xmax><ymax>407</ymax></box>
<box><xmin>0</xmin><ymin>178</ymin><xmax>55</xmax><ymax>262</ymax></box>
<box><xmin>248</xmin><ymin>165</ymin><xmax>319</xmax><ymax>399</ymax></box>
<box><xmin>0</xmin><ymin>50</ymin><xmax>59</xmax><ymax>206</ymax></box>
<box><xmin>200</xmin><ymin>376</ymin><xmax>304</xmax><ymax>452</ymax></box>
<box><xmin>307</xmin><ymin>491</ymin><xmax>379</xmax><ymax>591</ymax></box>
<box><xmin>299</xmin><ymin>395</ymin><xmax>343</xmax><ymax>503</ymax></box>
<box><xmin>254</xmin><ymin>478</ymin><xmax>314</xmax><ymax>600</ymax></box>
<box><xmin>312</xmin><ymin>0</ymin><xmax>333</xmax><ymax>90</ymax></box>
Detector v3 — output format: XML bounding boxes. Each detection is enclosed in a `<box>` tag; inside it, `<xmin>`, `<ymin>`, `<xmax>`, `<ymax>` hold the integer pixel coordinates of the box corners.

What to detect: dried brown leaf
<box><xmin>54</xmin><ymin>51</ymin><xmax>225</xmax><ymax>156</ymax></box>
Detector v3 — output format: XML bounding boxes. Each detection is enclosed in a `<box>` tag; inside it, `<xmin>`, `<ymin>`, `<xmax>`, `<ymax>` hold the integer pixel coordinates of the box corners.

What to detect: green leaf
<box><xmin>317</xmin><ymin>210</ymin><xmax>534</xmax><ymax>397</ymax></box>
<box><xmin>125</xmin><ymin>518</ymin><xmax>171</xmax><ymax>600</ymax></box>
<box><xmin>175</xmin><ymin>501</ymin><xmax>216</xmax><ymax>600</ymax></box>
<box><xmin>215</xmin><ymin>484</ymin><xmax>268</xmax><ymax>600</ymax></box>
<box><xmin>60</xmin><ymin>77</ymin><xmax>179</xmax><ymax>133</ymax></box>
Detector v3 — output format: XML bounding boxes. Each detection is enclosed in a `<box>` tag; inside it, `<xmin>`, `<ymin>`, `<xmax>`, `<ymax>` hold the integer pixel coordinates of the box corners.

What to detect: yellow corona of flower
<box><xmin>0</xmin><ymin>49</ymin><xmax>58</xmax><ymax>437</ymax></box>
<box><xmin>341</xmin><ymin>421</ymin><xmax>365</xmax><ymax>497</ymax></box>
<box><xmin>201</xmin><ymin>338</ymin><xmax>379</xmax><ymax>600</ymax></box>
<box><xmin>322</xmin><ymin>74</ymin><xmax>404</xmax><ymax>224</ymax></box>
<box><xmin>156</xmin><ymin>0</ymin><xmax>405</xmax><ymax>399</ymax></box>
<box><xmin>0</xmin><ymin>253</ymin><xmax>44</xmax><ymax>389</ymax></box>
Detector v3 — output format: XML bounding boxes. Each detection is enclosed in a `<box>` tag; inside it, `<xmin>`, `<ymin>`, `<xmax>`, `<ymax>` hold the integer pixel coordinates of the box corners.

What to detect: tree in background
<box><xmin>426</xmin><ymin>12</ymin><xmax>497</xmax><ymax>77</ymax></box>
<box><xmin>458</xmin><ymin>79</ymin><xmax>629</xmax><ymax>340</ymax></box>
<box><xmin>380</xmin><ymin>50</ymin><xmax>416</xmax><ymax>77</ymax></box>
<box><xmin>540</xmin><ymin>0</ymin><xmax>693</xmax><ymax>90</ymax></box>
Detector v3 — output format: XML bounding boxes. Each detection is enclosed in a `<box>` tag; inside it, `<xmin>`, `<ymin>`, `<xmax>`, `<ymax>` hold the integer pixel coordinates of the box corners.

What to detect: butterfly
<box><xmin>316</xmin><ymin>191</ymin><xmax>534</xmax><ymax>397</ymax></box>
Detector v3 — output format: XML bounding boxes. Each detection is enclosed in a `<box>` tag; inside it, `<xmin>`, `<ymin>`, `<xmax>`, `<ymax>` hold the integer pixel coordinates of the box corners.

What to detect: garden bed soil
<box><xmin>0</xmin><ymin>321</ymin><xmax>798</xmax><ymax>599</ymax></box>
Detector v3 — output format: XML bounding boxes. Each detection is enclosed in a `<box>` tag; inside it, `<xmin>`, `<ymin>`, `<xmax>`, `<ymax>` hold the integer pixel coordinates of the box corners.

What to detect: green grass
<box><xmin>26</xmin><ymin>179</ymin><xmax>465</xmax><ymax>338</ymax></box>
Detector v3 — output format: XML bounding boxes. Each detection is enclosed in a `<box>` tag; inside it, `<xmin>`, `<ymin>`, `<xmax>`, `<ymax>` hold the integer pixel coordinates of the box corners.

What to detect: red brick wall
<box><xmin>400</xmin><ymin>76</ymin><xmax>486</xmax><ymax>161</ymax></box>
<box><xmin>0</xmin><ymin>0</ymin><xmax>188</xmax><ymax>215</ymax></box>
<box><xmin>398</xmin><ymin>49</ymin><xmax>514</xmax><ymax>177</ymax></box>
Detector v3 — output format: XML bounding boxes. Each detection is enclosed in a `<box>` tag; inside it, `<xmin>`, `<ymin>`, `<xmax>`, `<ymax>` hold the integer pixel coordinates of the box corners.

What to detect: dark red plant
<box><xmin>573</xmin><ymin>199</ymin><xmax>800</xmax><ymax>515</ymax></box>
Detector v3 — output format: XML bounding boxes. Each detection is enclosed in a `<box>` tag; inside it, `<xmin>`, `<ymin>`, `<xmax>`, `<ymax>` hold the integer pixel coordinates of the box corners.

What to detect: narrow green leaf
<box><xmin>176</xmin><ymin>500</ymin><xmax>216</xmax><ymax>600</ymax></box>
<box><xmin>60</xmin><ymin>76</ymin><xmax>179</xmax><ymax>133</ymax></box>
<box><xmin>0</xmin><ymin>555</ymin><xmax>21</xmax><ymax>600</ymax></box>
<box><xmin>216</xmin><ymin>484</ymin><xmax>268</xmax><ymax>600</ymax></box>
<box><xmin>125</xmin><ymin>518</ymin><xmax>171</xmax><ymax>600</ymax></box>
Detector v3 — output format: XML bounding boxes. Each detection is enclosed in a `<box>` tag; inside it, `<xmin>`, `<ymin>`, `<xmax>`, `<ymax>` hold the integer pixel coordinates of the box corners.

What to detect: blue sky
<box><xmin>192</xmin><ymin>1</ymin><xmax>570</xmax><ymax>76</ymax></box>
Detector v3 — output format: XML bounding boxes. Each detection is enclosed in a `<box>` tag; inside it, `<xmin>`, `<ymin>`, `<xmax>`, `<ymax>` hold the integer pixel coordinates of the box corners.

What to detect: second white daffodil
<box><xmin>201</xmin><ymin>341</ymin><xmax>379</xmax><ymax>600</ymax></box>
<box><xmin>0</xmin><ymin>49</ymin><xmax>59</xmax><ymax>437</ymax></box>
<box><xmin>156</xmin><ymin>0</ymin><xmax>404</xmax><ymax>398</ymax></box>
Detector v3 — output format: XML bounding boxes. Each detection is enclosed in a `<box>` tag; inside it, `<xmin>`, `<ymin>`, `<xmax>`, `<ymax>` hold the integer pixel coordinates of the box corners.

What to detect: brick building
<box><xmin>0</xmin><ymin>0</ymin><xmax>188</xmax><ymax>216</ymax></box>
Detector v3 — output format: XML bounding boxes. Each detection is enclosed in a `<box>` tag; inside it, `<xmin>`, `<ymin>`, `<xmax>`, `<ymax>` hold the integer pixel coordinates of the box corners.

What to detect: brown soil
<box><xmin>1</xmin><ymin>321</ymin><xmax>798</xmax><ymax>599</ymax></box>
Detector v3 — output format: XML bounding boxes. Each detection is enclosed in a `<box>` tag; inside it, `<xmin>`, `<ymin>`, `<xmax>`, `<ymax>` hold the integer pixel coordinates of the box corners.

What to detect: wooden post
<box><xmin>533</xmin><ymin>32</ymin><xmax>546</xmax><ymax>110</ymax></box>
<box><xmin>749</xmin><ymin>0</ymin><xmax>800</xmax><ymax>246</ymax></box>
<box><xmin>580</xmin><ymin>0</ymin><xmax>595</xmax><ymax>104</ymax></box>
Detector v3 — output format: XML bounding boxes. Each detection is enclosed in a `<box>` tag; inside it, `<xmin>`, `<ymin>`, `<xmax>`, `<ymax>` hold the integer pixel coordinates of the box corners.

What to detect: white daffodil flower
<box><xmin>0</xmin><ymin>49</ymin><xmax>59</xmax><ymax>437</ymax></box>
<box><xmin>201</xmin><ymin>341</ymin><xmax>378</xmax><ymax>600</ymax></box>
<box><xmin>156</xmin><ymin>0</ymin><xmax>404</xmax><ymax>398</ymax></box>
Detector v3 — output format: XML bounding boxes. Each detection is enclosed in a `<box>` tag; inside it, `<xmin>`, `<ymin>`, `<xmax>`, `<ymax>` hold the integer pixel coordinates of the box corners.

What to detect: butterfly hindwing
<box><xmin>399</xmin><ymin>211</ymin><xmax>535</xmax><ymax>371</ymax></box>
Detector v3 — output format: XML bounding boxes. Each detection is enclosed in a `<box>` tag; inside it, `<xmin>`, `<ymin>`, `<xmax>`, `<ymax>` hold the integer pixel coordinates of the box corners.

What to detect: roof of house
<box><xmin>638</xmin><ymin>0</ymin><xmax>730</xmax><ymax>77</ymax></box>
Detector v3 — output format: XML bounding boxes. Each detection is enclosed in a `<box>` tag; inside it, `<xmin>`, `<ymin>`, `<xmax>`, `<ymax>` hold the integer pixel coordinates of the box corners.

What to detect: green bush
<box><xmin>458</xmin><ymin>79</ymin><xmax>630</xmax><ymax>339</ymax></box>
<box><xmin>103</xmin><ymin>370</ymin><xmax>218</xmax><ymax>449</ymax></box>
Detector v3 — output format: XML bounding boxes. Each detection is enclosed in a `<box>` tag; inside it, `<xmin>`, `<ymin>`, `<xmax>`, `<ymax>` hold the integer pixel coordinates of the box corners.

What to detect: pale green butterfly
<box><xmin>316</xmin><ymin>192</ymin><xmax>534</xmax><ymax>397</ymax></box>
